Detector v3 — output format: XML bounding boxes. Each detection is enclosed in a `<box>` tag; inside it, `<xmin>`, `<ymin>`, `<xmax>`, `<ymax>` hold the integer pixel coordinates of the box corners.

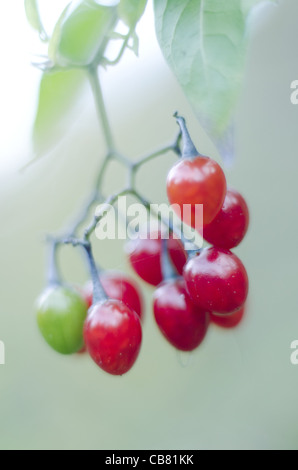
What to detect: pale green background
<box><xmin>0</xmin><ymin>0</ymin><xmax>298</xmax><ymax>450</ymax></box>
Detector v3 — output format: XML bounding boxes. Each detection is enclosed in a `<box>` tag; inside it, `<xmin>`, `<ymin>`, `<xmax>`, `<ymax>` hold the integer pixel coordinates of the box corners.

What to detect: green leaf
<box><xmin>130</xmin><ymin>31</ymin><xmax>140</xmax><ymax>56</ymax></box>
<box><xmin>154</xmin><ymin>0</ymin><xmax>275</xmax><ymax>157</ymax></box>
<box><xmin>48</xmin><ymin>2</ymin><xmax>72</xmax><ymax>63</ymax></box>
<box><xmin>32</xmin><ymin>69</ymin><xmax>86</xmax><ymax>157</ymax></box>
<box><xmin>118</xmin><ymin>0</ymin><xmax>148</xmax><ymax>28</ymax></box>
<box><xmin>49</xmin><ymin>0</ymin><xmax>117</xmax><ymax>67</ymax></box>
<box><xmin>241</xmin><ymin>0</ymin><xmax>275</xmax><ymax>15</ymax></box>
<box><xmin>24</xmin><ymin>0</ymin><xmax>48</xmax><ymax>41</ymax></box>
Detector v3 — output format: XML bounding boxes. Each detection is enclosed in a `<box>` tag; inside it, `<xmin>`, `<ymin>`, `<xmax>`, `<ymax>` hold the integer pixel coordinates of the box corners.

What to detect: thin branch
<box><xmin>133</xmin><ymin>132</ymin><xmax>182</xmax><ymax>169</ymax></box>
<box><xmin>133</xmin><ymin>145</ymin><xmax>173</xmax><ymax>169</ymax></box>
<box><xmin>46</xmin><ymin>65</ymin><xmax>189</xmax><ymax>278</ymax></box>
<box><xmin>131</xmin><ymin>190</ymin><xmax>199</xmax><ymax>252</ymax></box>
<box><xmin>83</xmin><ymin>188</ymin><xmax>132</xmax><ymax>241</ymax></box>
<box><xmin>67</xmin><ymin>190</ymin><xmax>100</xmax><ymax>238</ymax></box>
<box><xmin>88</xmin><ymin>67</ymin><xmax>115</xmax><ymax>153</ymax></box>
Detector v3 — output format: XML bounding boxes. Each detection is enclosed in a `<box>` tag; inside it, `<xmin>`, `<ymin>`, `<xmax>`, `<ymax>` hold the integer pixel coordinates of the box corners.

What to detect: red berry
<box><xmin>202</xmin><ymin>188</ymin><xmax>249</xmax><ymax>249</ymax></box>
<box><xmin>84</xmin><ymin>300</ymin><xmax>142</xmax><ymax>376</ymax></box>
<box><xmin>153</xmin><ymin>278</ymin><xmax>209</xmax><ymax>351</ymax></box>
<box><xmin>84</xmin><ymin>272</ymin><xmax>143</xmax><ymax>320</ymax></box>
<box><xmin>211</xmin><ymin>306</ymin><xmax>245</xmax><ymax>329</ymax></box>
<box><xmin>126</xmin><ymin>231</ymin><xmax>187</xmax><ymax>286</ymax></box>
<box><xmin>184</xmin><ymin>247</ymin><xmax>248</xmax><ymax>314</ymax></box>
<box><xmin>167</xmin><ymin>156</ymin><xmax>227</xmax><ymax>228</ymax></box>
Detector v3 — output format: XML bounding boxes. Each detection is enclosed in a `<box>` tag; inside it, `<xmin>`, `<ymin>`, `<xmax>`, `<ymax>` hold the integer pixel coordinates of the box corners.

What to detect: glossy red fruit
<box><xmin>211</xmin><ymin>306</ymin><xmax>245</xmax><ymax>329</ymax></box>
<box><xmin>153</xmin><ymin>278</ymin><xmax>209</xmax><ymax>351</ymax></box>
<box><xmin>184</xmin><ymin>247</ymin><xmax>248</xmax><ymax>314</ymax></box>
<box><xmin>202</xmin><ymin>188</ymin><xmax>249</xmax><ymax>249</ymax></box>
<box><xmin>84</xmin><ymin>272</ymin><xmax>143</xmax><ymax>320</ymax></box>
<box><xmin>84</xmin><ymin>300</ymin><xmax>142</xmax><ymax>376</ymax></box>
<box><xmin>126</xmin><ymin>231</ymin><xmax>187</xmax><ymax>286</ymax></box>
<box><xmin>167</xmin><ymin>156</ymin><xmax>227</xmax><ymax>228</ymax></box>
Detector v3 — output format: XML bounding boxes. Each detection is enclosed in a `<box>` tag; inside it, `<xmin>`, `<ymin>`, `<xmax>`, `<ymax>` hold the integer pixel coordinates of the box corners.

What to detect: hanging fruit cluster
<box><xmin>36</xmin><ymin>114</ymin><xmax>249</xmax><ymax>376</ymax></box>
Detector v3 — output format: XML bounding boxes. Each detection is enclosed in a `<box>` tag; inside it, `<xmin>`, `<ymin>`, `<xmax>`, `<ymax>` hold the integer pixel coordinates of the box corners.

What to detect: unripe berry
<box><xmin>37</xmin><ymin>285</ymin><xmax>87</xmax><ymax>355</ymax></box>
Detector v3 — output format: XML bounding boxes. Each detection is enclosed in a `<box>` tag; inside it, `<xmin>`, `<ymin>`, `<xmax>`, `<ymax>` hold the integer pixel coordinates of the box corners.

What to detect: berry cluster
<box><xmin>36</xmin><ymin>115</ymin><xmax>249</xmax><ymax>376</ymax></box>
<box><xmin>127</xmin><ymin>116</ymin><xmax>249</xmax><ymax>353</ymax></box>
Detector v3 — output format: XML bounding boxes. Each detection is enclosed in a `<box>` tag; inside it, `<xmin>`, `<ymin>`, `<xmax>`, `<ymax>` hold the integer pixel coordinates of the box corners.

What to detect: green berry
<box><xmin>36</xmin><ymin>285</ymin><xmax>87</xmax><ymax>355</ymax></box>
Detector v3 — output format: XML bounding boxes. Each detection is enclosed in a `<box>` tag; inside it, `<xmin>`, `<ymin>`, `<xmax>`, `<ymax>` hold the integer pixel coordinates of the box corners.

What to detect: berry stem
<box><xmin>47</xmin><ymin>239</ymin><xmax>61</xmax><ymax>286</ymax></box>
<box><xmin>83</xmin><ymin>243</ymin><xmax>108</xmax><ymax>305</ymax></box>
<box><xmin>160</xmin><ymin>239</ymin><xmax>177</xmax><ymax>281</ymax></box>
<box><xmin>63</xmin><ymin>237</ymin><xmax>108</xmax><ymax>304</ymax></box>
<box><xmin>174</xmin><ymin>113</ymin><xmax>200</xmax><ymax>159</ymax></box>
